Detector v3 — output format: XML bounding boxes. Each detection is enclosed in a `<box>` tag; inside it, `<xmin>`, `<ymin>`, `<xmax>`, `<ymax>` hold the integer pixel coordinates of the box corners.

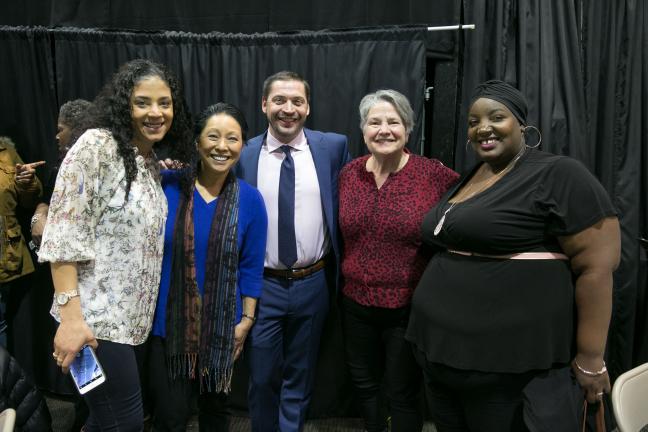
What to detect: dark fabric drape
<box><xmin>1</xmin><ymin>0</ymin><xmax>457</xmax><ymax>34</ymax></box>
<box><xmin>456</xmin><ymin>1</ymin><xmax>588</xmax><ymax>170</ymax></box>
<box><xmin>458</xmin><ymin>0</ymin><xmax>647</xmax><ymax>379</ymax></box>
<box><xmin>0</xmin><ymin>27</ymin><xmax>58</xmax><ymax>165</ymax></box>
<box><xmin>0</xmin><ymin>24</ymin><xmax>434</xmax><ymax>416</ymax></box>
<box><xmin>52</xmin><ymin>27</ymin><xmax>431</xmax><ymax>159</ymax></box>
<box><xmin>581</xmin><ymin>0</ymin><xmax>648</xmax><ymax>372</ymax></box>
<box><xmin>0</xmin><ymin>28</ymin><xmax>70</xmax><ymax>393</ymax></box>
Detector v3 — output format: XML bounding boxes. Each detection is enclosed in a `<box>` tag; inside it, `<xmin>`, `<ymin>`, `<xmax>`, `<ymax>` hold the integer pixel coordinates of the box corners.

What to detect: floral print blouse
<box><xmin>39</xmin><ymin>128</ymin><xmax>167</xmax><ymax>345</ymax></box>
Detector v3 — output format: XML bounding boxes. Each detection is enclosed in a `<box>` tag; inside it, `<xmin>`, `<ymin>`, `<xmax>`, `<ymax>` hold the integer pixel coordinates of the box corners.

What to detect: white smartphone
<box><xmin>69</xmin><ymin>345</ymin><xmax>106</xmax><ymax>394</ymax></box>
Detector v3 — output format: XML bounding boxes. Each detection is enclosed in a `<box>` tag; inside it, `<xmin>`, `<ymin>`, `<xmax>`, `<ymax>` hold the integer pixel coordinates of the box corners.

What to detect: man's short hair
<box><xmin>262</xmin><ymin>71</ymin><xmax>311</xmax><ymax>102</ymax></box>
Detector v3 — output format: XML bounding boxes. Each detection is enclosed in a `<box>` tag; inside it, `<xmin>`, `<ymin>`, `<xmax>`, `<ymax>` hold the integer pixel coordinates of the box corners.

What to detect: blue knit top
<box><xmin>152</xmin><ymin>170</ymin><xmax>268</xmax><ymax>338</ymax></box>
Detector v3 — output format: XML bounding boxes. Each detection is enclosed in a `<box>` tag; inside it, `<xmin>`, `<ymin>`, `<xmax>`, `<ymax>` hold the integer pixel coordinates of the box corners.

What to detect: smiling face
<box><xmin>262</xmin><ymin>79</ymin><xmax>310</xmax><ymax>143</ymax></box>
<box><xmin>130</xmin><ymin>76</ymin><xmax>174</xmax><ymax>152</ymax></box>
<box><xmin>467</xmin><ymin>97</ymin><xmax>524</xmax><ymax>167</ymax></box>
<box><xmin>362</xmin><ymin>101</ymin><xmax>408</xmax><ymax>157</ymax></box>
<box><xmin>197</xmin><ymin>113</ymin><xmax>243</xmax><ymax>177</ymax></box>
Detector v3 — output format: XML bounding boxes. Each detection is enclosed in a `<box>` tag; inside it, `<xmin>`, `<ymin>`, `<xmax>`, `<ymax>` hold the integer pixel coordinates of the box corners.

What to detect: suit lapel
<box><xmin>305</xmin><ymin>129</ymin><xmax>333</xmax><ymax>236</ymax></box>
<box><xmin>242</xmin><ymin>133</ymin><xmax>265</xmax><ymax>187</ymax></box>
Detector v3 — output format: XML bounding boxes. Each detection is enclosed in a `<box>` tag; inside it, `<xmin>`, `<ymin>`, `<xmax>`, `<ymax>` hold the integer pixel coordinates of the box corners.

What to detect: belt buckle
<box><xmin>287</xmin><ymin>267</ymin><xmax>304</xmax><ymax>280</ymax></box>
<box><xmin>285</xmin><ymin>268</ymin><xmax>297</xmax><ymax>280</ymax></box>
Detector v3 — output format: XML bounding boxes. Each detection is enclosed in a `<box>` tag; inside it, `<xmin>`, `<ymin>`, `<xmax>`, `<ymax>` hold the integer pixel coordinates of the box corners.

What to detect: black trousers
<box><xmin>341</xmin><ymin>296</ymin><xmax>423</xmax><ymax>432</ymax></box>
<box><xmin>413</xmin><ymin>348</ymin><xmax>534</xmax><ymax>432</ymax></box>
<box><xmin>148</xmin><ymin>336</ymin><xmax>229</xmax><ymax>432</ymax></box>
<box><xmin>84</xmin><ymin>340</ymin><xmax>143</xmax><ymax>432</ymax></box>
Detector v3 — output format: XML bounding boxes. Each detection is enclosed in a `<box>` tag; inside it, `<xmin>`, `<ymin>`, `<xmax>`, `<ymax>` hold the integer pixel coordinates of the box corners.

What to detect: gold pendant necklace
<box><xmin>433</xmin><ymin>147</ymin><xmax>526</xmax><ymax>236</ymax></box>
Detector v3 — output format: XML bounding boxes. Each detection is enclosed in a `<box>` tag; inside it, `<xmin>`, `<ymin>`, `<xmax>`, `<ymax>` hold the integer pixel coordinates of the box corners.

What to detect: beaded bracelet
<box><xmin>574</xmin><ymin>360</ymin><xmax>607</xmax><ymax>377</ymax></box>
<box><xmin>242</xmin><ymin>313</ymin><xmax>256</xmax><ymax>323</ymax></box>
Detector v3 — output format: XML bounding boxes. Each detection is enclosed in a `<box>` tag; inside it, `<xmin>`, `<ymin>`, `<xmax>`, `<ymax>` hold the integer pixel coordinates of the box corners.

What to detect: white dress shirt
<box><xmin>257</xmin><ymin>129</ymin><xmax>329</xmax><ymax>269</ymax></box>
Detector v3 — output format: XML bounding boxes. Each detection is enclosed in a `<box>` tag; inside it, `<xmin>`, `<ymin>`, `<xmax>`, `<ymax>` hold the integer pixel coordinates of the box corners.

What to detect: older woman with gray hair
<box><xmin>338</xmin><ymin>89</ymin><xmax>458</xmax><ymax>431</ymax></box>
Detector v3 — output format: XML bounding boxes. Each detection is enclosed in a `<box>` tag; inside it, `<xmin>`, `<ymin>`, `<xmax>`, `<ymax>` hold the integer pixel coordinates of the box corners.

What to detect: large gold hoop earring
<box><xmin>465</xmin><ymin>138</ymin><xmax>472</xmax><ymax>151</ymax></box>
<box><xmin>524</xmin><ymin>125</ymin><xmax>542</xmax><ymax>148</ymax></box>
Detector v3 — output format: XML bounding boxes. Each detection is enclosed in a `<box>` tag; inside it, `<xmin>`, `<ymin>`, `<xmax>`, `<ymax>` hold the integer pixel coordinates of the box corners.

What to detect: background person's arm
<box><xmin>30</xmin><ymin>202</ymin><xmax>49</xmax><ymax>246</ymax></box>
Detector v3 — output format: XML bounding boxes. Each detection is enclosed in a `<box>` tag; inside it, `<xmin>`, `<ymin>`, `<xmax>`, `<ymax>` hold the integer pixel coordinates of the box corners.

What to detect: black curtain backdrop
<box><xmin>0</xmin><ymin>27</ymin><xmax>59</xmax><ymax>167</ymax></box>
<box><xmin>51</xmin><ymin>26</ymin><xmax>434</xmax><ymax>159</ymax></box>
<box><xmin>0</xmin><ymin>0</ymin><xmax>456</xmax><ymax>34</ymax></box>
<box><xmin>457</xmin><ymin>0</ymin><xmax>647</xmax><ymax>379</ymax></box>
<box><xmin>0</xmin><ymin>0</ymin><xmax>646</xmax><ymax>420</ymax></box>
<box><xmin>0</xmin><ymin>24</ymin><xmax>448</xmax><ymax>417</ymax></box>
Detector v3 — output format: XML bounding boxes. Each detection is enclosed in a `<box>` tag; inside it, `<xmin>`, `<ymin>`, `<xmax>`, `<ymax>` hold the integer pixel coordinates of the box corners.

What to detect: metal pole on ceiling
<box><xmin>427</xmin><ymin>24</ymin><xmax>476</xmax><ymax>31</ymax></box>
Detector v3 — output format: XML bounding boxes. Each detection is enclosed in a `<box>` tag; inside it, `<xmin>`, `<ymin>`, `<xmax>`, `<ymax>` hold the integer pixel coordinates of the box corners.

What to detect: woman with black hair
<box><xmin>406</xmin><ymin>80</ymin><xmax>620</xmax><ymax>431</ymax></box>
<box><xmin>148</xmin><ymin>102</ymin><xmax>267</xmax><ymax>431</ymax></box>
<box><xmin>38</xmin><ymin>59</ymin><xmax>193</xmax><ymax>430</ymax></box>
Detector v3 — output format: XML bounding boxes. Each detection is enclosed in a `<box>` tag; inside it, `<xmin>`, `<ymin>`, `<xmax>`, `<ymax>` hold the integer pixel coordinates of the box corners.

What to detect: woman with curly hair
<box><xmin>38</xmin><ymin>59</ymin><xmax>193</xmax><ymax>430</ymax></box>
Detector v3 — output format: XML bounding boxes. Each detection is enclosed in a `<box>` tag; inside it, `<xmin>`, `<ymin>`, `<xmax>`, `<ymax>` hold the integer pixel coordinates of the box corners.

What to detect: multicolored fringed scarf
<box><xmin>165</xmin><ymin>171</ymin><xmax>240</xmax><ymax>393</ymax></box>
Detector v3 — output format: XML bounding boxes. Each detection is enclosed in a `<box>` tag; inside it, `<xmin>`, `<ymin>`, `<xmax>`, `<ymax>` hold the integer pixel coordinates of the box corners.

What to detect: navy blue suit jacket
<box><xmin>236</xmin><ymin>128</ymin><xmax>351</xmax><ymax>288</ymax></box>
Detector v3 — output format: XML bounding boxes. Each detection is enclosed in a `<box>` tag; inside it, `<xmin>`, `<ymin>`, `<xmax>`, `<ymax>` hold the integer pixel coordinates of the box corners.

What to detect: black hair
<box><xmin>86</xmin><ymin>59</ymin><xmax>193</xmax><ymax>201</ymax></box>
<box><xmin>59</xmin><ymin>99</ymin><xmax>92</xmax><ymax>151</ymax></box>
<box><xmin>194</xmin><ymin>102</ymin><xmax>249</xmax><ymax>143</ymax></box>
<box><xmin>59</xmin><ymin>99</ymin><xmax>92</xmax><ymax>127</ymax></box>
<box><xmin>182</xmin><ymin>102</ymin><xmax>249</xmax><ymax>196</ymax></box>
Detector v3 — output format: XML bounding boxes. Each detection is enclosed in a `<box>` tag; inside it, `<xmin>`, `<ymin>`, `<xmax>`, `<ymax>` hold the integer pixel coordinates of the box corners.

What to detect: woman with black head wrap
<box><xmin>405</xmin><ymin>80</ymin><xmax>620</xmax><ymax>431</ymax></box>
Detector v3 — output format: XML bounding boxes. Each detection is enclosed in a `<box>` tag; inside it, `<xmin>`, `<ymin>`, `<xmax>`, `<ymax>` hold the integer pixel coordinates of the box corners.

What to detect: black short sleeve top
<box><xmin>406</xmin><ymin>149</ymin><xmax>617</xmax><ymax>373</ymax></box>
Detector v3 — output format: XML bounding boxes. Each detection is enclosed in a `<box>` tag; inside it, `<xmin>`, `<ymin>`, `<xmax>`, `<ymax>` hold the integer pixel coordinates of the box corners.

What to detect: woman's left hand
<box><xmin>572</xmin><ymin>356</ymin><xmax>611</xmax><ymax>403</ymax></box>
<box><xmin>232</xmin><ymin>319</ymin><xmax>253</xmax><ymax>361</ymax></box>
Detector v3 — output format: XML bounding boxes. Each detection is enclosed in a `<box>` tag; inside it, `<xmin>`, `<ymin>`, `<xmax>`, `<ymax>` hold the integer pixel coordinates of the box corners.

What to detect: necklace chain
<box><xmin>433</xmin><ymin>147</ymin><xmax>526</xmax><ymax>236</ymax></box>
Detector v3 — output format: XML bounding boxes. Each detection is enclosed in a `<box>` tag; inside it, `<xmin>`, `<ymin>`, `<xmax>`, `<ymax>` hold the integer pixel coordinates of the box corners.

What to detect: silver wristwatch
<box><xmin>56</xmin><ymin>289</ymin><xmax>80</xmax><ymax>306</ymax></box>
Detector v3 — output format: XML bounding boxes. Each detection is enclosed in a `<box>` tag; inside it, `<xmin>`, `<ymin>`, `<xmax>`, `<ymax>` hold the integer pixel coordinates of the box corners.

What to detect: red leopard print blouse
<box><xmin>339</xmin><ymin>154</ymin><xmax>458</xmax><ymax>308</ymax></box>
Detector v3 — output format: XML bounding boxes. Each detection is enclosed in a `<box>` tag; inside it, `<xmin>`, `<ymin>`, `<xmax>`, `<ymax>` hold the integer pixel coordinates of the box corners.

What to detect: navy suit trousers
<box><xmin>247</xmin><ymin>269</ymin><xmax>329</xmax><ymax>432</ymax></box>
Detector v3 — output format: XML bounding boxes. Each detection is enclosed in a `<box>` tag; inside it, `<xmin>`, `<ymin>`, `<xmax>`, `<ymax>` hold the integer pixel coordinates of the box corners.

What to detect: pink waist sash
<box><xmin>447</xmin><ymin>249</ymin><xmax>569</xmax><ymax>260</ymax></box>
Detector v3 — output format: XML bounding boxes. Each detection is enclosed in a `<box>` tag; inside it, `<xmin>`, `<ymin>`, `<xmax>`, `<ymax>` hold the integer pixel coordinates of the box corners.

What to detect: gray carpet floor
<box><xmin>46</xmin><ymin>395</ymin><xmax>437</xmax><ymax>431</ymax></box>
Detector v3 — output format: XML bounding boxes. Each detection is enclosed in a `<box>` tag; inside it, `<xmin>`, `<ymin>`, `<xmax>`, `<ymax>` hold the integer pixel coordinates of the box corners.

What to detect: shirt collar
<box><xmin>266</xmin><ymin>128</ymin><xmax>307</xmax><ymax>153</ymax></box>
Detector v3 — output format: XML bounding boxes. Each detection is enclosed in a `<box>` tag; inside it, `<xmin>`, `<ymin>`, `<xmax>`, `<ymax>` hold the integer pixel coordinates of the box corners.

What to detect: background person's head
<box><xmin>57</xmin><ymin>99</ymin><xmax>92</xmax><ymax>155</ymax></box>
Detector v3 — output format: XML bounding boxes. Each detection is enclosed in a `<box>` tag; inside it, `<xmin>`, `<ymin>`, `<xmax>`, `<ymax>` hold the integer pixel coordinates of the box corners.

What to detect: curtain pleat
<box><xmin>459</xmin><ymin>0</ymin><xmax>647</xmax><ymax>379</ymax></box>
